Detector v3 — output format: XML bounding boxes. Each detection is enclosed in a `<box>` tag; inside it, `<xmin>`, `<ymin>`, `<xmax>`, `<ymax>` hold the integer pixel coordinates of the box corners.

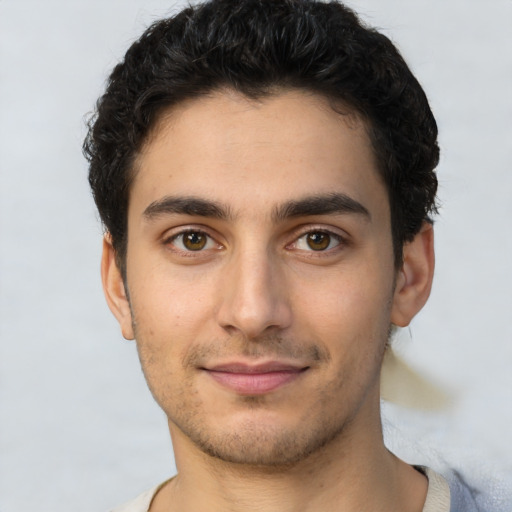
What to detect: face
<box><xmin>104</xmin><ymin>89</ymin><xmax>426</xmax><ymax>467</ymax></box>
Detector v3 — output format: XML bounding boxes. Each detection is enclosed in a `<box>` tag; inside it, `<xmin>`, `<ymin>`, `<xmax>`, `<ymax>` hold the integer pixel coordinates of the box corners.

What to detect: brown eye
<box><xmin>306</xmin><ymin>232</ymin><xmax>331</xmax><ymax>251</ymax></box>
<box><xmin>182</xmin><ymin>232</ymin><xmax>208</xmax><ymax>251</ymax></box>
<box><xmin>166</xmin><ymin>229</ymin><xmax>221</xmax><ymax>255</ymax></box>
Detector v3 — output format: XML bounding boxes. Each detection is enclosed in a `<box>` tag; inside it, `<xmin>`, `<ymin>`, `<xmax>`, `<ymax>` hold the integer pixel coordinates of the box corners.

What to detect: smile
<box><xmin>203</xmin><ymin>362</ymin><xmax>309</xmax><ymax>395</ymax></box>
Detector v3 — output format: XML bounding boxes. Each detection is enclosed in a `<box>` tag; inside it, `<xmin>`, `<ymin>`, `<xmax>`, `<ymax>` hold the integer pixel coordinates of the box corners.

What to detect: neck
<box><xmin>151</xmin><ymin>394</ymin><xmax>427</xmax><ymax>512</ymax></box>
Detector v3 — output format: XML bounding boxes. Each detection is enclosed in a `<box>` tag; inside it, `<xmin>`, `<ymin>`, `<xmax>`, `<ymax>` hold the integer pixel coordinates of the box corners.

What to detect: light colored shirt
<box><xmin>110</xmin><ymin>466</ymin><xmax>451</xmax><ymax>512</ymax></box>
<box><xmin>419</xmin><ymin>466</ymin><xmax>451</xmax><ymax>512</ymax></box>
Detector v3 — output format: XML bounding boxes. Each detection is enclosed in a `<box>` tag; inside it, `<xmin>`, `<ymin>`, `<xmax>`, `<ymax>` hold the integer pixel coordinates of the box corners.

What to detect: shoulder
<box><xmin>109</xmin><ymin>480</ymin><xmax>171</xmax><ymax>512</ymax></box>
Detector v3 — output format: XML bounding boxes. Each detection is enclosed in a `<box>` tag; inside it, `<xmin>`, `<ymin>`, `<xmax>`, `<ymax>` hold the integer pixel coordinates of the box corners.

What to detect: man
<box><xmin>84</xmin><ymin>1</ymin><xmax>476</xmax><ymax>510</ymax></box>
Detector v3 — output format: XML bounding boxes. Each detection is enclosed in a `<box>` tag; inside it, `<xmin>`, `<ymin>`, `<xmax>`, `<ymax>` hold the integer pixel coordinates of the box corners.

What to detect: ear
<box><xmin>101</xmin><ymin>234</ymin><xmax>135</xmax><ymax>340</ymax></box>
<box><xmin>391</xmin><ymin>222</ymin><xmax>435</xmax><ymax>327</ymax></box>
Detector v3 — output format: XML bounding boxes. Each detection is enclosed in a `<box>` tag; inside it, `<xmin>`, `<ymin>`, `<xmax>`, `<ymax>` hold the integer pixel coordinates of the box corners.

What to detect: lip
<box><xmin>202</xmin><ymin>361</ymin><xmax>309</xmax><ymax>395</ymax></box>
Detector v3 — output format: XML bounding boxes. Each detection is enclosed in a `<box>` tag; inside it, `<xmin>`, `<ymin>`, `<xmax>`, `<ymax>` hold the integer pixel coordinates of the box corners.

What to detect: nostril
<box><xmin>221</xmin><ymin>324</ymin><xmax>241</xmax><ymax>337</ymax></box>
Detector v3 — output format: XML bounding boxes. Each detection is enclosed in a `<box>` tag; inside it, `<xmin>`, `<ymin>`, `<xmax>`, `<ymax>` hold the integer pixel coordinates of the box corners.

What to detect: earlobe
<box><xmin>101</xmin><ymin>235</ymin><xmax>135</xmax><ymax>340</ymax></box>
<box><xmin>391</xmin><ymin>222</ymin><xmax>435</xmax><ymax>327</ymax></box>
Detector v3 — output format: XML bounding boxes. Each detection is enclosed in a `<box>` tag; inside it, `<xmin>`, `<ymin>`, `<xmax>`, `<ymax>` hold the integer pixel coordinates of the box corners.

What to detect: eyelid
<box><xmin>287</xmin><ymin>225</ymin><xmax>349</xmax><ymax>252</ymax></box>
<box><xmin>161</xmin><ymin>223</ymin><xmax>349</xmax><ymax>254</ymax></box>
<box><xmin>162</xmin><ymin>225</ymin><xmax>223</xmax><ymax>253</ymax></box>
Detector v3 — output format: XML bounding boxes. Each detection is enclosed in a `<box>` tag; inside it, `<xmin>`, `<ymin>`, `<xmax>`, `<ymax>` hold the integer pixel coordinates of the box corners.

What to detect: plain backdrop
<box><xmin>0</xmin><ymin>1</ymin><xmax>511</xmax><ymax>510</ymax></box>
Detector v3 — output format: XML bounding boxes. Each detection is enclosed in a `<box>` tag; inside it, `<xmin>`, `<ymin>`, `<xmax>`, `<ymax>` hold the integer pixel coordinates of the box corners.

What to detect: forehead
<box><xmin>130</xmin><ymin>89</ymin><xmax>387</xmax><ymax>221</ymax></box>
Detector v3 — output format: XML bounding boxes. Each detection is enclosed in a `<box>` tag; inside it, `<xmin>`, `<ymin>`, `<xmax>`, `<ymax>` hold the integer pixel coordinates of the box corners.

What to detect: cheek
<box><xmin>289</xmin><ymin>262</ymin><xmax>394</xmax><ymax>389</ymax></box>
<box><xmin>129</xmin><ymin>285</ymin><xmax>197</xmax><ymax>408</ymax></box>
<box><xmin>129</xmin><ymin>266</ymin><xmax>214</xmax><ymax>338</ymax></box>
<box><xmin>293</xmin><ymin>263</ymin><xmax>393</xmax><ymax>335</ymax></box>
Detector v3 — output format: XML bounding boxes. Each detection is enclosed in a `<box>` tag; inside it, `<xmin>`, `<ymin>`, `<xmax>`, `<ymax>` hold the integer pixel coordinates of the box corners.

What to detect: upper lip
<box><xmin>203</xmin><ymin>361</ymin><xmax>309</xmax><ymax>373</ymax></box>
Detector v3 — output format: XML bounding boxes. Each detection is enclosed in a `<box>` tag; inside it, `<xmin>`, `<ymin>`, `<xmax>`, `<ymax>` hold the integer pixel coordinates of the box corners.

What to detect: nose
<box><xmin>216</xmin><ymin>248</ymin><xmax>293</xmax><ymax>339</ymax></box>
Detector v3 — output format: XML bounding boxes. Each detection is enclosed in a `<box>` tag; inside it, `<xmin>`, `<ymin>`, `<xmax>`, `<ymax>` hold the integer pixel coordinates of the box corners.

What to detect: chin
<box><xmin>178</xmin><ymin>413</ymin><xmax>348</xmax><ymax>468</ymax></box>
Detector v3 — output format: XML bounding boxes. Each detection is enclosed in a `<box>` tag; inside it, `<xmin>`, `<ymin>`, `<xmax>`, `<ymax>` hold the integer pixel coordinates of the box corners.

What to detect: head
<box><xmin>84</xmin><ymin>0</ymin><xmax>439</xmax><ymax>277</ymax></box>
<box><xmin>85</xmin><ymin>0</ymin><xmax>438</xmax><ymax>468</ymax></box>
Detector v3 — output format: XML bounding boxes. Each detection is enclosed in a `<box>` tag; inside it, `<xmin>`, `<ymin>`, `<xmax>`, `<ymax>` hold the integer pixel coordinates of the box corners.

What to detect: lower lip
<box><xmin>206</xmin><ymin>370</ymin><xmax>304</xmax><ymax>395</ymax></box>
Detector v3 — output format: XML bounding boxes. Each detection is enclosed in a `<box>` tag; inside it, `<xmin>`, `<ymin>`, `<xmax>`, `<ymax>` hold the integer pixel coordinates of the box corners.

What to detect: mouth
<box><xmin>201</xmin><ymin>361</ymin><xmax>310</xmax><ymax>395</ymax></box>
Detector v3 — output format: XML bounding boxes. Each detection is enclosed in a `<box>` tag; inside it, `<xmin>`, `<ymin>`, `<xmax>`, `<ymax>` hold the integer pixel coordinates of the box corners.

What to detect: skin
<box><xmin>103</xmin><ymin>89</ymin><xmax>435</xmax><ymax>512</ymax></box>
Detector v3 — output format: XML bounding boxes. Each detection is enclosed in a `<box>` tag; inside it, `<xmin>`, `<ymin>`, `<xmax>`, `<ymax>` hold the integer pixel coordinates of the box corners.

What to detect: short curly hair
<box><xmin>84</xmin><ymin>0</ymin><xmax>439</xmax><ymax>274</ymax></box>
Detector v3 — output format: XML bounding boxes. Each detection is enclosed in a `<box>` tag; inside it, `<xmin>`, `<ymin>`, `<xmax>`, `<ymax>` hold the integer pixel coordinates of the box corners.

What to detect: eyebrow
<box><xmin>272</xmin><ymin>192</ymin><xmax>371</xmax><ymax>222</ymax></box>
<box><xmin>142</xmin><ymin>192</ymin><xmax>370</xmax><ymax>223</ymax></box>
<box><xmin>143</xmin><ymin>196</ymin><xmax>233</xmax><ymax>220</ymax></box>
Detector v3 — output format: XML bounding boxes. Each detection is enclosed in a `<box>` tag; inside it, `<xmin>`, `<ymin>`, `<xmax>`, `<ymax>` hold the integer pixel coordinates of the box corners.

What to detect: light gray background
<box><xmin>0</xmin><ymin>1</ymin><xmax>511</xmax><ymax>511</ymax></box>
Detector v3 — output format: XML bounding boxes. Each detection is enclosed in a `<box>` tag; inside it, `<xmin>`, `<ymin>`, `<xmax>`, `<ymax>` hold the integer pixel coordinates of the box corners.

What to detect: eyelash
<box><xmin>163</xmin><ymin>228</ymin><xmax>222</xmax><ymax>254</ymax></box>
<box><xmin>290</xmin><ymin>229</ymin><xmax>346</xmax><ymax>254</ymax></box>
<box><xmin>162</xmin><ymin>226</ymin><xmax>348</xmax><ymax>256</ymax></box>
